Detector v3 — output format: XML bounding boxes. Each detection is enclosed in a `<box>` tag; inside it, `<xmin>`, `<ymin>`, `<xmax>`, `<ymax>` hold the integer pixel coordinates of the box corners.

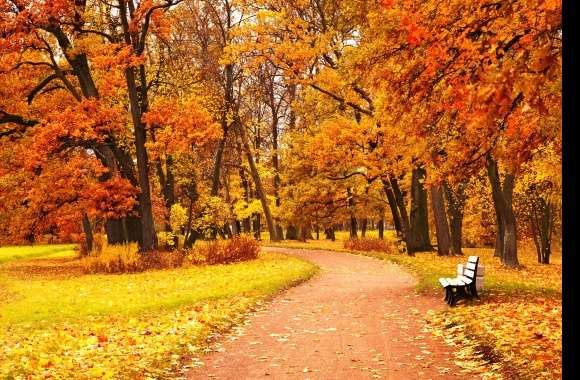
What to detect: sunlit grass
<box><xmin>0</xmin><ymin>245</ymin><xmax>318</xmax><ymax>378</ymax></box>
<box><xmin>0</xmin><ymin>252</ymin><xmax>317</xmax><ymax>325</ymax></box>
<box><xmin>0</xmin><ymin>244</ymin><xmax>77</xmax><ymax>264</ymax></box>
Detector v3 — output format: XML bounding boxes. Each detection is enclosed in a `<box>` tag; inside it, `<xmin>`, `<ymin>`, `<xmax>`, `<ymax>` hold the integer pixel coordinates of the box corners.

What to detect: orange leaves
<box><xmin>143</xmin><ymin>96</ymin><xmax>221</xmax><ymax>157</ymax></box>
<box><xmin>400</xmin><ymin>16</ymin><xmax>427</xmax><ymax>47</ymax></box>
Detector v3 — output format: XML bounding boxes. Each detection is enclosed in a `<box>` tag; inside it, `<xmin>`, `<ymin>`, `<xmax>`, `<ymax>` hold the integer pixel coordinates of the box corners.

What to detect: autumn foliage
<box><xmin>343</xmin><ymin>238</ymin><xmax>392</xmax><ymax>253</ymax></box>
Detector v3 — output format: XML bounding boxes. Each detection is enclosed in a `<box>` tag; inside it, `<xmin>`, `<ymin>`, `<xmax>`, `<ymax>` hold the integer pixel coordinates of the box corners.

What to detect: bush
<box><xmin>81</xmin><ymin>243</ymin><xmax>141</xmax><ymax>273</ymax></box>
<box><xmin>81</xmin><ymin>235</ymin><xmax>259</xmax><ymax>273</ymax></box>
<box><xmin>81</xmin><ymin>242</ymin><xmax>187</xmax><ymax>274</ymax></box>
<box><xmin>343</xmin><ymin>238</ymin><xmax>393</xmax><ymax>253</ymax></box>
<box><xmin>187</xmin><ymin>235</ymin><xmax>260</xmax><ymax>265</ymax></box>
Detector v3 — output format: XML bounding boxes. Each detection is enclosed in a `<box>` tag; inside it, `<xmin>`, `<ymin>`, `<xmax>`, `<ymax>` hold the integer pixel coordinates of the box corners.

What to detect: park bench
<box><xmin>439</xmin><ymin>255</ymin><xmax>480</xmax><ymax>306</ymax></box>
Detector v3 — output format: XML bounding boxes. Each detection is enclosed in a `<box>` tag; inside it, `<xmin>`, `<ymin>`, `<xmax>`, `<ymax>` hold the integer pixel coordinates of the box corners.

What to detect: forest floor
<box><xmin>186</xmin><ymin>247</ymin><xmax>473</xmax><ymax>380</ymax></box>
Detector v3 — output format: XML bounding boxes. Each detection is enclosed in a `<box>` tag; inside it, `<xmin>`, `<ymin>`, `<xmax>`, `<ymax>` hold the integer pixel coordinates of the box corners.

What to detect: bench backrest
<box><xmin>463</xmin><ymin>256</ymin><xmax>479</xmax><ymax>280</ymax></box>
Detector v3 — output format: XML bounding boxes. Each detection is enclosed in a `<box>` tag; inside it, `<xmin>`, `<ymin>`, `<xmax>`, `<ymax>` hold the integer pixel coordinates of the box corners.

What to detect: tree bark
<box><xmin>124</xmin><ymin>66</ymin><xmax>157</xmax><ymax>251</ymax></box>
<box><xmin>324</xmin><ymin>226</ymin><xmax>336</xmax><ymax>241</ymax></box>
<box><xmin>530</xmin><ymin>195</ymin><xmax>553</xmax><ymax>264</ymax></box>
<box><xmin>361</xmin><ymin>219</ymin><xmax>368</xmax><ymax>238</ymax></box>
<box><xmin>444</xmin><ymin>182</ymin><xmax>466</xmax><ymax>255</ymax></box>
<box><xmin>235</xmin><ymin>120</ymin><xmax>279</xmax><ymax>241</ymax></box>
<box><xmin>409</xmin><ymin>167</ymin><xmax>432</xmax><ymax>252</ymax></box>
<box><xmin>382</xmin><ymin>179</ymin><xmax>402</xmax><ymax>236</ymax></box>
<box><xmin>486</xmin><ymin>155</ymin><xmax>519</xmax><ymax>267</ymax></box>
<box><xmin>378</xmin><ymin>217</ymin><xmax>384</xmax><ymax>239</ymax></box>
<box><xmin>389</xmin><ymin>176</ymin><xmax>414</xmax><ymax>255</ymax></box>
<box><xmin>430</xmin><ymin>184</ymin><xmax>452</xmax><ymax>255</ymax></box>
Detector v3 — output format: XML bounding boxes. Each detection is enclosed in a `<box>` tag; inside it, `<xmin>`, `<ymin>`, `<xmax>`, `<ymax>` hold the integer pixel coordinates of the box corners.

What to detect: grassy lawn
<box><xmin>0</xmin><ymin>244</ymin><xmax>77</xmax><ymax>264</ymax></box>
<box><xmin>265</xmin><ymin>233</ymin><xmax>562</xmax><ymax>379</ymax></box>
<box><xmin>0</xmin><ymin>245</ymin><xmax>318</xmax><ymax>379</ymax></box>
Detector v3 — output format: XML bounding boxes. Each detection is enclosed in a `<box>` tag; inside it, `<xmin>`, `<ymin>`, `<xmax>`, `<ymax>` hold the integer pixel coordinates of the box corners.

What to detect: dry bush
<box><xmin>81</xmin><ymin>235</ymin><xmax>259</xmax><ymax>273</ymax></box>
<box><xmin>343</xmin><ymin>238</ymin><xmax>393</xmax><ymax>253</ymax></box>
<box><xmin>81</xmin><ymin>242</ymin><xmax>187</xmax><ymax>274</ymax></box>
<box><xmin>81</xmin><ymin>243</ymin><xmax>141</xmax><ymax>273</ymax></box>
<box><xmin>187</xmin><ymin>235</ymin><xmax>260</xmax><ymax>265</ymax></box>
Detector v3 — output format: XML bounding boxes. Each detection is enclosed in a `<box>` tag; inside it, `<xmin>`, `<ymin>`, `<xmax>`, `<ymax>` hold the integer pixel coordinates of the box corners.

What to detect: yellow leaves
<box><xmin>234</xmin><ymin>199</ymin><xmax>263</xmax><ymax>220</ymax></box>
<box><xmin>169</xmin><ymin>203</ymin><xmax>188</xmax><ymax>233</ymax></box>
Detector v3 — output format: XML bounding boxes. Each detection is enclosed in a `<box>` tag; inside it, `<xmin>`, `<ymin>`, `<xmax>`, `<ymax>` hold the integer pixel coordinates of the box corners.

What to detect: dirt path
<box><xmin>186</xmin><ymin>247</ymin><xmax>470</xmax><ymax>379</ymax></box>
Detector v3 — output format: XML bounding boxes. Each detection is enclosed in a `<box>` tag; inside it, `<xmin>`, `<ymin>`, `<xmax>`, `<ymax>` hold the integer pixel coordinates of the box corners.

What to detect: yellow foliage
<box><xmin>81</xmin><ymin>243</ymin><xmax>141</xmax><ymax>274</ymax></box>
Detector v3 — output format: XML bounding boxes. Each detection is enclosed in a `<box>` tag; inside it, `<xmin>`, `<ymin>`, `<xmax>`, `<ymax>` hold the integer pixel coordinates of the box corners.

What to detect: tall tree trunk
<box><xmin>211</xmin><ymin>131</ymin><xmax>227</xmax><ymax>196</ymax></box>
<box><xmin>271</xmin><ymin>111</ymin><xmax>284</xmax><ymax>240</ymax></box>
<box><xmin>378</xmin><ymin>217</ymin><xmax>384</xmax><ymax>239</ymax></box>
<box><xmin>124</xmin><ymin>66</ymin><xmax>156</xmax><ymax>251</ymax></box>
<box><xmin>444</xmin><ymin>182</ymin><xmax>466</xmax><ymax>255</ymax></box>
<box><xmin>235</xmin><ymin>121</ymin><xmax>278</xmax><ymax>241</ymax></box>
<box><xmin>253</xmin><ymin>213</ymin><xmax>261</xmax><ymax>240</ymax></box>
<box><xmin>530</xmin><ymin>196</ymin><xmax>553</xmax><ymax>264</ymax></box>
<box><xmin>430</xmin><ymin>184</ymin><xmax>452</xmax><ymax>255</ymax></box>
<box><xmin>347</xmin><ymin>188</ymin><xmax>358</xmax><ymax>239</ymax></box>
<box><xmin>361</xmin><ymin>219</ymin><xmax>368</xmax><ymax>238</ymax></box>
<box><xmin>389</xmin><ymin>176</ymin><xmax>414</xmax><ymax>256</ymax></box>
<box><xmin>486</xmin><ymin>155</ymin><xmax>519</xmax><ymax>267</ymax></box>
<box><xmin>409</xmin><ymin>167</ymin><xmax>432</xmax><ymax>252</ymax></box>
<box><xmin>324</xmin><ymin>226</ymin><xmax>335</xmax><ymax>241</ymax></box>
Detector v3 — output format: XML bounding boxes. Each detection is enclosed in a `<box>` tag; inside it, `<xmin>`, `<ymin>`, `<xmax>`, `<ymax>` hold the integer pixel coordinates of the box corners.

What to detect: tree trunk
<box><xmin>430</xmin><ymin>184</ymin><xmax>452</xmax><ymax>255</ymax></box>
<box><xmin>347</xmin><ymin>187</ymin><xmax>358</xmax><ymax>239</ymax></box>
<box><xmin>236</xmin><ymin>121</ymin><xmax>278</xmax><ymax>241</ymax></box>
<box><xmin>361</xmin><ymin>219</ymin><xmax>368</xmax><ymax>237</ymax></box>
<box><xmin>299</xmin><ymin>226</ymin><xmax>312</xmax><ymax>241</ymax></box>
<box><xmin>390</xmin><ymin>176</ymin><xmax>414</xmax><ymax>255</ymax></box>
<box><xmin>530</xmin><ymin>195</ymin><xmax>553</xmax><ymax>264</ymax></box>
<box><xmin>381</xmin><ymin>180</ymin><xmax>402</xmax><ymax>235</ymax></box>
<box><xmin>326</xmin><ymin>226</ymin><xmax>336</xmax><ymax>241</ymax></box>
<box><xmin>378</xmin><ymin>217</ymin><xmax>384</xmax><ymax>239</ymax></box>
<box><xmin>486</xmin><ymin>155</ymin><xmax>519</xmax><ymax>267</ymax></box>
<box><xmin>272</xmin><ymin>112</ymin><xmax>284</xmax><ymax>240</ymax></box>
<box><xmin>82</xmin><ymin>214</ymin><xmax>93</xmax><ymax>255</ymax></box>
<box><xmin>350</xmin><ymin>216</ymin><xmax>358</xmax><ymax>239</ymax></box>
<box><xmin>444</xmin><ymin>182</ymin><xmax>466</xmax><ymax>255</ymax></box>
<box><xmin>125</xmin><ymin>66</ymin><xmax>156</xmax><ymax>251</ymax></box>
<box><xmin>286</xmin><ymin>225</ymin><xmax>299</xmax><ymax>240</ymax></box>
<box><xmin>211</xmin><ymin>131</ymin><xmax>227</xmax><ymax>196</ymax></box>
<box><xmin>253</xmin><ymin>213</ymin><xmax>261</xmax><ymax>240</ymax></box>
<box><xmin>409</xmin><ymin>167</ymin><xmax>432</xmax><ymax>252</ymax></box>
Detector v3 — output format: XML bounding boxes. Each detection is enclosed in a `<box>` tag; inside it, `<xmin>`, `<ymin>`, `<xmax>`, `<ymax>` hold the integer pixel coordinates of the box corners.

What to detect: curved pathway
<box><xmin>186</xmin><ymin>247</ymin><xmax>470</xmax><ymax>379</ymax></box>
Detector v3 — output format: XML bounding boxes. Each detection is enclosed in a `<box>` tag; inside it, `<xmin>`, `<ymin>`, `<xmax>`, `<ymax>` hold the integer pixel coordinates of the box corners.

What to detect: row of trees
<box><xmin>0</xmin><ymin>0</ymin><xmax>561</xmax><ymax>267</ymax></box>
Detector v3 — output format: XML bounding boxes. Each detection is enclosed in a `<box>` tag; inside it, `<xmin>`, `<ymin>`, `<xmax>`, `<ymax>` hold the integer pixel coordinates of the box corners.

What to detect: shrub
<box><xmin>81</xmin><ymin>235</ymin><xmax>259</xmax><ymax>273</ymax></box>
<box><xmin>187</xmin><ymin>235</ymin><xmax>260</xmax><ymax>265</ymax></box>
<box><xmin>81</xmin><ymin>242</ymin><xmax>187</xmax><ymax>274</ymax></box>
<box><xmin>81</xmin><ymin>242</ymin><xmax>141</xmax><ymax>273</ymax></box>
<box><xmin>343</xmin><ymin>238</ymin><xmax>393</xmax><ymax>253</ymax></box>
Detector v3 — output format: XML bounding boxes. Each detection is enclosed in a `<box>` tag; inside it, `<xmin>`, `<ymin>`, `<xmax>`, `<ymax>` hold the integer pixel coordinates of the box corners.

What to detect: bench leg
<box><xmin>444</xmin><ymin>287</ymin><xmax>450</xmax><ymax>302</ymax></box>
<box><xmin>471</xmin><ymin>283</ymin><xmax>480</xmax><ymax>299</ymax></box>
<box><xmin>449</xmin><ymin>289</ymin><xmax>457</xmax><ymax>306</ymax></box>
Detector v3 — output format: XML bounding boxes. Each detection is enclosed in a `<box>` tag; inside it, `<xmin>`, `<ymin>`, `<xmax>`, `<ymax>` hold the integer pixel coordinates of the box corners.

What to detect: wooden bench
<box><xmin>439</xmin><ymin>256</ymin><xmax>480</xmax><ymax>306</ymax></box>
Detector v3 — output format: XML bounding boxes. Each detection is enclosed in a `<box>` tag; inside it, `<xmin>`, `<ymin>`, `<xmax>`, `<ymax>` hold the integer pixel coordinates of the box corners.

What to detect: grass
<box><xmin>0</xmin><ymin>244</ymin><xmax>77</xmax><ymax>264</ymax></box>
<box><xmin>0</xmin><ymin>244</ymin><xmax>318</xmax><ymax>378</ymax></box>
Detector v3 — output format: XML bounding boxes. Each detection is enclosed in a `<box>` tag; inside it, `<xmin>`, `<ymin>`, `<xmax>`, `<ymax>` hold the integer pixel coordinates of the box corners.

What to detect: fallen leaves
<box><xmin>426</xmin><ymin>295</ymin><xmax>561</xmax><ymax>379</ymax></box>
